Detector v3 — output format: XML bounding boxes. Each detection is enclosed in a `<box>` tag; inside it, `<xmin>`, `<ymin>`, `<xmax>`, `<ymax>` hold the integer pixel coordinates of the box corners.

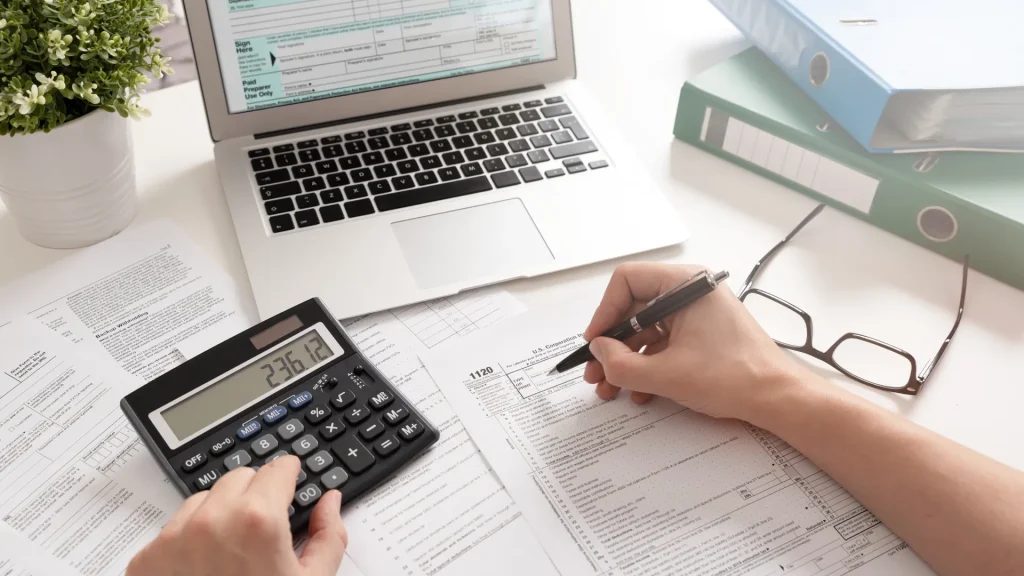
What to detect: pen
<box><xmin>548</xmin><ymin>269</ymin><xmax>730</xmax><ymax>375</ymax></box>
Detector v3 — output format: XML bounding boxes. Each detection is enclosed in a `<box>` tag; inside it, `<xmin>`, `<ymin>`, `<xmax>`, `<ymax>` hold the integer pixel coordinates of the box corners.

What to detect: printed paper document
<box><xmin>425</xmin><ymin>304</ymin><xmax>936</xmax><ymax>576</ymax></box>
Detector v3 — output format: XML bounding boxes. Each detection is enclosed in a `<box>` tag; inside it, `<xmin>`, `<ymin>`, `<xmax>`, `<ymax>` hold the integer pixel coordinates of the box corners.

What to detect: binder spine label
<box><xmin>701</xmin><ymin>107</ymin><xmax>879</xmax><ymax>214</ymax></box>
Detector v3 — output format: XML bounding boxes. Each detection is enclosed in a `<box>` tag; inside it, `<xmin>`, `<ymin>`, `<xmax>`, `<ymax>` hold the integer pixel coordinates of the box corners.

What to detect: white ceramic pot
<box><xmin>0</xmin><ymin>109</ymin><xmax>138</xmax><ymax>249</ymax></box>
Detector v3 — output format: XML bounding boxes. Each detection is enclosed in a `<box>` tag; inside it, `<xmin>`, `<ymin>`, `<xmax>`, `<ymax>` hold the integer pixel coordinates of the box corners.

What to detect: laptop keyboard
<box><xmin>247</xmin><ymin>96</ymin><xmax>608</xmax><ymax>234</ymax></box>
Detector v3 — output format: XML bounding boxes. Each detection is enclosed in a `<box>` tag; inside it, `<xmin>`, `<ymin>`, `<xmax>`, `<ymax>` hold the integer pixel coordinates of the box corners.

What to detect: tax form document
<box><xmin>425</xmin><ymin>305</ymin><xmax>936</xmax><ymax>576</ymax></box>
<box><xmin>319</xmin><ymin>288</ymin><xmax>558</xmax><ymax>576</ymax></box>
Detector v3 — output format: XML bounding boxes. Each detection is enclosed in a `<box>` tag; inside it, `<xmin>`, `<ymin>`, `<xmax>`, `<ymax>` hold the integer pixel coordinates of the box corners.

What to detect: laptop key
<box><xmin>465</xmin><ymin>147</ymin><xmax>486</xmax><ymax>161</ymax></box>
<box><xmin>524</xmin><ymin>100</ymin><xmax>543</xmax><ymax>108</ymax></box>
<box><xmin>292</xmin><ymin>164</ymin><xmax>315</xmax><ymax>179</ymax></box>
<box><xmin>327</xmin><ymin>172</ymin><xmax>351</xmax><ymax>187</ymax></box>
<box><xmin>519</xmin><ymin>166</ymin><xmax>543</xmax><ymax>182</ymax></box>
<box><xmin>430</xmin><ymin>140</ymin><xmax>453</xmax><ymax>153</ymax></box>
<box><xmin>375</xmin><ymin>176</ymin><xmax>493</xmax><ymax>212</ymax></box>
<box><xmin>369</xmin><ymin>180</ymin><xmax>392</xmax><ymax>195</ymax></box>
<box><xmin>412</xmin><ymin>128</ymin><xmax>434</xmax><ymax>142</ymax></box>
<box><xmin>545</xmin><ymin>168</ymin><xmax>565</xmax><ymax>178</ymax></box>
<box><xmin>295</xmin><ymin>209</ymin><xmax>319</xmax><ymax>228</ymax></box>
<box><xmin>495</xmin><ymin>128</ymin><xmax>517</xmax><ymax>140</ymax></box>
<box><xmin>552</xmin><ymin>131</ymin><xmax>573</xmax><ymax>145</ymax></box>
<box><xmin>320</xmin><ymin>205</ymin><xmax>344</xmax><ymax>223</ymax></box>
<box><xmin>345</xmin><ymin>141</ymin><xmax>368</xmax><ymax>155</ymax></box>
<box><xmin>486</xmin><ymin>143</ymin><xmax>509</xmax><ymax>157</ymax></box>
<box><xmin>458</xmin><ymin>111</ymin><xmax>479</xmax><ymax>120</ymax></box>
<box><xmin>362</xmin><ymin>151</ymin><xmax>385</xmax><ymax>165</ymax></box>
<box><xmin>368</xmin><ymin>137</ymin><xmax>389</xmax><ymax>150</ymax></box>
<box><xmin>345</xmin><ymin>131</ymin><xmax>366</xmax><ymax>140</ymax></box>
<box><xmin>456</xmin><ymin>120</ymin><xmax>478</xmax><ymax>134</ymax></box>
<box><xmin>374</xmin><ymin>164</ymin><xmax>397</xmax><ymax>178</ymax></box>
<box><xmin>541</xmin><ymin>104</ymin><xmax>572</xmax><ymax>118</ymax></box>
<box><xmin>323</xmin><ymin>145</ymin><xmax>344</xmax><ymax>159</ymax></box>
<box><xmin>420</xmin><ymin>155</ymin><xmax>442</xmax><ymax>170</ymax></box>
<box><xmin>251</xmin><ymin>157</ymin><xmax>274</xmax><ymax>171</ymax></box>
<box><xmin>296</xmin><ymin>194</ymin><xmax>320</xmax><ymax>209</ymax></box>
<box><xmin>517</xmin><ymin>124</ymin><xmax>539</xmax><ymax>137</ymax></box>
<box><xmin>545</xmin><ymin>96</ymin><xmax>564</xmax><ymax>104</ymax></box>
<box><xmin>368</xmin><ymin>127</ymin><xmax>389</xmax><ymax>136</ymax></box>
<box><xmin>249</xmin><ymin>148</ymin><xmax>271</xmax><ymax>158</ymax></box>
<box><xmin>506</xmin><ymin>154</ymin><xmax>527</xmax><ymax>168</ymax></box>
<box><xmin>316</xmin><ymin>160</ymin><xmax>338</xmax><ymax>174</ymax></box>
<box><xmin>491</xmin><ymin>171</ymin><xmax>520</xmax><ymax>188</ymax></box>
<box><xmin>264</xmin><ymin>198</ymin><xmax>295</xmax><ymax>215</ymax></box>
<box><xmin>303</xmin><ymin>177</ymin><xmax>327</xmax><ymax>192</ymax></box>
<box><xmin>438</xmin><ymin>167</ymin><xmax>461</xmax><ymax>181</ymax></box>
<box><xmin>589</xmin><ymin>160</ymin><xmax>609</xmax><ymax>170</ymax></box>
<box><xmin>299</xmin><ymin>149</ymin><xmax>321</xmax><ymax>163</ymax></box>
<box><xmin>276</xmin><ymin>153</ymin><xmax>299</xmax><ymax>167</ymax></box>
<box><xmin>345</xmin><ymin>199</ymin><xmax>375</xmax><ymax>218</ymax></box>
<box><xmin>483</xmin><ymin>158</ymin><xmax>506</xmax><ymax>173</ymax></box>
<box><xmin>478</xmin><ymin>117</ymin><xmax>499</xmax><ymax>130</ymax></box>
<box><xmin>385</xmin><ymin>148</ymin><xmax>408</xmax><ymax>162</ymax></box>
<box><xmin>320</xmin><ymin>189</ymin><xmax>343</xmax><ymax>204</ymax></box>
<box><xmin>436</xmin><ymin>115</ymin><xmax>456</xmax><ymax>124</ymax></box>
<box><xmin>270</xmin><ymin>214</ymin><xmax>295</xmax><ymax>233</ymax></box>
<box><xmin>559</xmin><ymin>116</ymin><xmax>589</xmax><ymax>140</ymax></box>
<box><xmin>434</xmin><ymin>125</ymin><xmax>456</xmax><ymax>138</ymax></box>
<box><xmin>408</xmin><ymin>144</ymin><xmax>430</xmax><ymax>157</ymax></box>
<box><xmin>390</xmin><ymin>132</ymin><xmax>412</xmax><ymax>146</ymax></box>
<box><xmin>391</xmin><ymin>175</ymin><xmax>415</xmax><ymax>190</ymax></box>
<box><xmin>480</xmin><ymin>107</ymin><xmax>500</xmax><ymax>116</ymax></box>
<box><xmin>260</xmin><ymin>181</ymin><xmax>301</xmax><ymax>200</ymax></box>
<box><xmin>351</xmin><ymin>168</ymin><xmax>373</xmax><ymax>183</ymax></box>
<box><xmin>413</xmin><ymin>119</ymin><xmax>434</xmax><ymax>128</ymax></box>
<box><xmin>567</xmin><ymin>163</ymin><xmax>588</xmax><ymax>175</ymax></box>
<box><xmin>452</xmin><ymin>135</ymin><xmax>474</xmax><ymax>149</ymax></box>
<box><xmin>273</xmin><ymin>143</ymin><xmax>295</xmax><ymax>153</ymax></box>
<box><xmin>549</xmin><ymin>140</ymin><xmax>599</xmax><ymax>160</ymax></box>
<box><xmin>344</xmin><ymin>184</ymin><xmax>369</xmax><ymax>200</ymax></box>
<box><xmin>415</xmin><ymin>171</ymin><xmax>439</xmax><ymax>186</ymax></box>
<box><xmin>321</xmin><ymin>135</ymin><xmax>342</xmax><ymax>145</ymax></box>
<box><xmin>498</xmin><ymin>113</ymin><xmax>520</xmax><ymax>127</ymax></box>
<box><xmin>397</xmin><ymin>160</ymin><xmax>419</xmax><ymax>174</ymax></box>
<box><xmin>527</xmin><ymin>150</ymin><xmax>550</xmax><ymax>164</ymax></box>
<box><xmin>509</xmin><ymin>139</ymin><xmax>530</xmax><ymax>153</ymax></box>
<box><xmin>530</xmin><ymin>134</ymin><xmax>552</xmax><ymax>148</ymax></box>
<box><xmin>442</xmin><ymin>151</ymin><xmax>465</xmax><ymax>165</ymax></box>
<box><xmin>339</xmin><ymin>157</ymin><xmax>362</xmax><ymax>170</ymax></box>
<box><xmin>501</xmin><ymin>104</ymin><xmax>522</xmax><ymax>112</ymax></box>
<box><xmin>538</xmin><ymin>120</ymin><xmax>559</xmax><ymax>132</ymax></box>
<box><xmin>520</xmin><ymin>109</ymin><xmax>542</xmax><ymax>123</ymax></box>
<box><xmin>390</xmin><ymin>123</ymin><xmax>411</xmax><ymax>132</ymax></box>
<box><xmin>460</xmin><ymin>162</ymin><xmax>483</xmax><ymax>177</ymax></box>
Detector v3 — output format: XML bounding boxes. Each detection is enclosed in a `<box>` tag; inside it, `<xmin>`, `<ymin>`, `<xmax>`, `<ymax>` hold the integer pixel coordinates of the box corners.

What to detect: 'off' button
<box><xmin>181</xmin><ymin>452</ymin><xmax>206</xmax><ymax>473</ymax></box>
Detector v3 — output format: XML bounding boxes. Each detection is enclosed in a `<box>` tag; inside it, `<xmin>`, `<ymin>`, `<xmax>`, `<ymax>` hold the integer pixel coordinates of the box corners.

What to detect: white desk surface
<box><xmin>1</xmin><ymin>0</ymin><xmax>1021</xmax><ymax>472</ymax></box>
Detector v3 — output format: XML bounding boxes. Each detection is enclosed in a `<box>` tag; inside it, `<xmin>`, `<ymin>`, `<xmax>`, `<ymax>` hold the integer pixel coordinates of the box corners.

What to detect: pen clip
<box><xmin>647</xmin><ymin>270</ymin><xmax>710</xmax><ymax>307</ymax></box>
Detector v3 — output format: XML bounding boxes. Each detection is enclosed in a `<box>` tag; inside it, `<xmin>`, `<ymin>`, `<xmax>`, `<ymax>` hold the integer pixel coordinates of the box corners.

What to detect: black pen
<box><xmin>548</xmin><ymin>269</ymin><xmax>730</xmax><ymax>375</ymax></box>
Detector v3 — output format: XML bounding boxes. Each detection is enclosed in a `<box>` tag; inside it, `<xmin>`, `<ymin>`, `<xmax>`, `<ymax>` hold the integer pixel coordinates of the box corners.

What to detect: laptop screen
<box><xmin>208</xmin><ymin>0</ymin><xmax>558</xmax><ymax>114</ymax></box>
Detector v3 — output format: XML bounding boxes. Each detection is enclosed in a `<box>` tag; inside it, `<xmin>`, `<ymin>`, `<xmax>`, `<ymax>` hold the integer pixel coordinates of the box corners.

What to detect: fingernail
<box><xmin>589</xmin><ymin>340</ymin><xmax>604</xmax><ymax>362</ymax></box>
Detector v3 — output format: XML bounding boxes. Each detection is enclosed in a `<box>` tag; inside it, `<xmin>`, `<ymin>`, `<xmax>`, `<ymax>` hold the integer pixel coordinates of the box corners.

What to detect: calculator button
<box><xmin>292</xmin><ymin>434</ymin><xmax>319</xmax><ymax>457</ymax></box>
<box><xmin>320</xmin><ymin>467</ymin><xmax>349</xmax><ymax>490</ymax></box>
<box><xmin>288</xmin><ymin>505</ymin><xmax>295</xmax><ymax>517</ymax></box>
<box><xmin>251</xmin><ymin>434</ymin><xmax>279</xmax><ymax>457</ymax></box>
<box><xmin>343</xmin><ymin>405</ymin><xmax>370</xmax><ymax>425</ymax></box>
<box><xmin>306</xmin><ymin>450</ymin><xmax>334</xmax><ymax>474</ymax></box>
<box><xmin>294</xmin><ymin>484</ymin><xmax>322</xmax><ymax>508</ymax></box>
<box><xmin>359</xmin><ymin>420</ymin><xmax>385</xmax><ymax>441</ymax></box>
<box><xmin>237</xmin><ymin>421</ymin><xmax>261</xmax><ymax>440</ymax></box>
<box><xmin>319</xmin><ymin>419</ymin><xmax>346</xmax><ymax>441</ymax></box>
<box><xmin>367</xmin><ymin>390</ymin><xmax>394</xmax><ymax>410</ymax></box>
<box><xmin>263</xmin><ymin>406</ymin><xmax>288</xmax><ymax>425</ymax></box>
<box><xmin>329</xmin><ymin>390</ymin><xmax>356</xmax><ymax>410</ymax></box>
<box><xmin>277</xmin><ymin>419</ymin><xmax>305</xmax><ymax>441</ymax></box>
<box><xmin>398</xmin><ymin>420</ymin><xmax>425</xmax><ymax>441</ymax></box>
<box><xmin>289</xmin><ymin>391</ymin><xmax>314</xmax><ymax>410</ymax></box>
<box><xmin>332</xmin><ymin>437</ymin><xmax>375</xmax><ymax>474</ymax></box>
<box><xmin>306</xmin><ymin>404</ymin><xmax>331</xmax><ymax>425</ymax></box>
<box><xmin>296</xmin><ymin>469</ymin><xmax>307</xmax><ymax>486</ymax></box>
<box><xmin>374</xmin><ymin>436</ymin><xmax>400</xmax><ymax>457</ymax></box>
<box><xmin>383</xmin><ymin>405</ymin><xmax>408</xmax><ymax>424</ymax></box>
<box><xmin>224</xmin><ymin>450</ymin><xmax>252</xmax><ymax>471</ymax></box>
<box><xmin>265</xmin><ymin>450</ymin><xmax>289</xmax><ymax>464</ymax></box>
<box><xmin>209</xmin><ymin>437</ymin><xmax>235</xmax><ymax>456</ymax></box>
<box><xmin>181</xmin><ymin>452</ymin><xmax>207</xmax><ymax>473</ymax></box>
<box><xmin>193</xmin><ymin>468</ymin><xmax>221</xmax><ymax>491</ymax></box>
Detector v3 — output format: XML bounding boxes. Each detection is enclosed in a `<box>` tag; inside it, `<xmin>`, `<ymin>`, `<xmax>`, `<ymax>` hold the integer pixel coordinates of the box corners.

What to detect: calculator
<box><xmin>121</xmin><ymin>299</ymin><xmax>439</xmax><ymax>532</ymax></box>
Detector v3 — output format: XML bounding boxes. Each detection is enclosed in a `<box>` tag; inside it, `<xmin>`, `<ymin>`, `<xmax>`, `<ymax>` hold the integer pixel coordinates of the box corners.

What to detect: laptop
<box><xmin>184</xmin><ymin>0</ymin><xmax>687</xmax><ymax>319</ymax></box>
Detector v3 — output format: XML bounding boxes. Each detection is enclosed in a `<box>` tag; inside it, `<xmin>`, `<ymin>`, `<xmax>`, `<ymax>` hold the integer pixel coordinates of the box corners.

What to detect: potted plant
<box><xmin>0</xmin><ymin>0</ymin><xmax>173</xmax><ymax>249</ymax></box>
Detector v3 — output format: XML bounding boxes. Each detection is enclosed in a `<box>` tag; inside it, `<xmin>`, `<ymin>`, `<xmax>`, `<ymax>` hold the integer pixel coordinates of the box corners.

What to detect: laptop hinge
<box><xmin>254</xmin><ymin>86</ymin><xmax>546</xmax><ymax>140</ymax></box>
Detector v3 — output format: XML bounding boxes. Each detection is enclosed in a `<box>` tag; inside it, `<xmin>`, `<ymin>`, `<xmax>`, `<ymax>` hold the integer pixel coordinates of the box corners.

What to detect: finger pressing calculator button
<box><xmin>296</xmin><ymin>469</ymin><xmax>307</xmax><ymax>486</ymax></box>
<box><xmin>321</xmin><ymin>467</ymin><xmax>349</xmax><ymax>490</ymax></box>
<box><xmin>374</xmin><ymin>436</ymin><xmax>400</xmax><ymax>457</ymax></box>
<box><xmin>329</xmin><ymin>389</ymin><xmax>356</xmax><ymax>410</ymax></box>
<box><xmin>224</xmin><ymin>450</ymin><xmax>252</xmax><ymax>471</ymax></box>
<box><xmin>367</xmin><ymin>390</ymin><xmax>394</xmax><ymax>410</ymax></box>
<box><xmin>288</xmin><ymin>391</ymin><xmax>314</xmax><ymax>410</ymax></box>
<box><xmin>383</xmin><ymin>405</ymin><xmax>408</xmax><ymax>425</ymax></box>
<box><xmin>237</xmin><ymin>421</ymin><xmax>262</xmax><ymax>440</ymax></box>
<box><xmin>344</xmin><ymin>405</ymin><xmax>370</xmax><ymax>425</ymax></box>
<box><xmin>265</xmin><ymin>450</ymin><xmax>289</xmax><ymax>464</ymax></box>
<box><xmin>251</xmin><ymin>434</ymin><xmax>279</xmax><ymax>457</ymax></box>
<box><xmin>288</xmin><ymin>505</ymin><xmax>295</xmax><ymax>517</ymax></box>
<box><xmin>292</xmin><ymin>434</ymin><xmax>319</xmax><ymax>457</ymax></box>
<box><xmin>181</xmin><ymin>452</ymin><xmax>207</xmax><ymax>473</ymax></box>
<box><xmin>263</xmin><ymin>406</ymin><xmax>288</xmax><ymax>425</ymax></box>
<box><xmin>306</xmin><ymin>404</ymin><xmax>331</xmax><ymax>425</ymax></box>
<box><xmin>306</xmin><ymin>450</ymin><xmax>334</xmax><ymax>474</ymax></box>
<box><xmin>319</xmin><ymin>419</ymin><xmax>345</xmax><ymax>441</ymax></box>
<box><xmin>359</xmin><ymin>420</ymin><xmax>385</xmax><ymax>441</ymax></box>
<box><xmin>193</xmin><ymin>468</ymin><xmax>221</xmax><ymax>491</ymax></box>
<box><xmin>277</xmin><ymin>419</ymin><xmax>305</xmax><ymax>441</ymax></box>
<box><xmin>294</xmin><ymin>484</ymin><xmax>322</xmax><ymax>508</ymax></box>
<box><xmin>398</xmin><ymin>420</ymin><xmax>425</xmax><ymax>441</ymax></box>
<box><xmin>332</xmin><ymin>436</ymin><xmax>375</xmax><ymax>474</ymax></box>
<box><xmin>210</xmin><ymin>437</ymin><xmax>235</xmax><ymax>456</ymax></box>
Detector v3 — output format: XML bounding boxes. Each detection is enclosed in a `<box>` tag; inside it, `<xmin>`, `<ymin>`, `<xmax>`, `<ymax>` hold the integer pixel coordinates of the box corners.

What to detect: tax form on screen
<box><xmin>209</xmin><ymin>0</ymin><xmax>557</xmax><ymax>113</ymax></box>
<box><xmin>424</xmin><ymin>303</ymin><xmax>937</xmax><ymax>576</ymax></box>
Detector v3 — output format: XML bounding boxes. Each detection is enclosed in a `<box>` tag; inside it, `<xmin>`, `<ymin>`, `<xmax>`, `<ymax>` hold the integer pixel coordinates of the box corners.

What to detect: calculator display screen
<box><xmin>161</xmin><ymin>332</ymin><xmax>335</xmax><ymax>440</ymax></box>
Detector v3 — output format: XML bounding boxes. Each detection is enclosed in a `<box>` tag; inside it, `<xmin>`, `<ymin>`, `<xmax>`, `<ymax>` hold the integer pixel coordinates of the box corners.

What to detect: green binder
<box><xmin>674</xmin><ymin>48</ymin><xmax>1024</xmax><ymax>291</ymax></box>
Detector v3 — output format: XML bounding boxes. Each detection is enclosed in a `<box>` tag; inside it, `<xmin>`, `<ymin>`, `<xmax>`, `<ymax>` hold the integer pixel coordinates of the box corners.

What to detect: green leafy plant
<box><xmin>0</xmin><ymin>0</ymin><xmax>173</xmax><ymax>136</ymax></box>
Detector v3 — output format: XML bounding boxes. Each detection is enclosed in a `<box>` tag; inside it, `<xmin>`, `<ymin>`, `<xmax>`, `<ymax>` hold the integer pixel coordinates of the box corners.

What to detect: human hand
<box><xmin>127</xmin><ymin>456</ymin><xmax>348</xmax><ymax>576</ymax></box>
<box><xmin>582</xmin><ymin>262</ymin><xmax>811</xmax><ymax>425</ymax></box>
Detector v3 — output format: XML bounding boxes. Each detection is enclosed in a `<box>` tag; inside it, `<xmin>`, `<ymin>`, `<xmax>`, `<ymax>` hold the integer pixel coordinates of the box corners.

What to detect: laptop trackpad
<box><xmin>392</xmin><ymin>199</ymin><xmax>554</xmax><ymax>289</ymax></box>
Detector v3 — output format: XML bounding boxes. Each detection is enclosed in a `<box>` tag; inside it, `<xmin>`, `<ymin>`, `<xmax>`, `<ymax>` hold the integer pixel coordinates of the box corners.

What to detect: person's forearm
<box><xmin>751</xmin><ymin>370</ymin><xmax>1024</xmax><ymax>576</ymax></box>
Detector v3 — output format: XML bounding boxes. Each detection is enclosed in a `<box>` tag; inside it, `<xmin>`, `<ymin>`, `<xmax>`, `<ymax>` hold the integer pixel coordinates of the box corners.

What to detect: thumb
<box><xmin>589</xmin><ymin>337</ymin><xmax>662</xmax><ymax>394</ymax></box>
<box><xmin>299</xmin><ymin>490</ymin><xmax>348</xmax><ymax>576</ymax></box>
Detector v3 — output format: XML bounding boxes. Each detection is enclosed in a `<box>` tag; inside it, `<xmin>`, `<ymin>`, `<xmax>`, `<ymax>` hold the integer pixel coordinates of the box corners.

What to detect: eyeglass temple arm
<box><xmin>740</xmin><ymin>204</ymin><xmax>826</xmax><ymax>294</ymax></box>
<box><xmin>918</xmin><ymin>257</ymin><xmax>969</xmax><ymax>383</ymax></box>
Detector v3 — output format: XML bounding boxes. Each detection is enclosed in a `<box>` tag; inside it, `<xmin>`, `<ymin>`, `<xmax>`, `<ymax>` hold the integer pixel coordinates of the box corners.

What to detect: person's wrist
<box><xmin>737</xmin><ymin>360</ymin><xmax>821</xmax><ymax>431</ymax></box>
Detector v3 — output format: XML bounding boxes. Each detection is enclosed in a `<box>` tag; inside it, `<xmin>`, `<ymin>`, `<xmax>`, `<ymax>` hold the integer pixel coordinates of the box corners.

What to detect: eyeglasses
<box><xmin>738</xmin><ymin>204</ymin><xmax>968</xmax><ymax>395</ymax></box>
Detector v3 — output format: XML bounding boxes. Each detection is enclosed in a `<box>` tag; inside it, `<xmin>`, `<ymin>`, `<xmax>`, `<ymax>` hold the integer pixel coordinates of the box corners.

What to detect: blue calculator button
<box><xmin>289</xmin><ymin>391</ymin><xmax>314</xmax><ymax>410</ymax></box>
<box><xmin>237</xmin><ymin>420</ymin><xmax>262</xmax><ymax>440</ymax></box>
<box><xmin>264</xmin><ymin>406</ymin><xmax>288</xmax><ymax>424</ymax></box>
